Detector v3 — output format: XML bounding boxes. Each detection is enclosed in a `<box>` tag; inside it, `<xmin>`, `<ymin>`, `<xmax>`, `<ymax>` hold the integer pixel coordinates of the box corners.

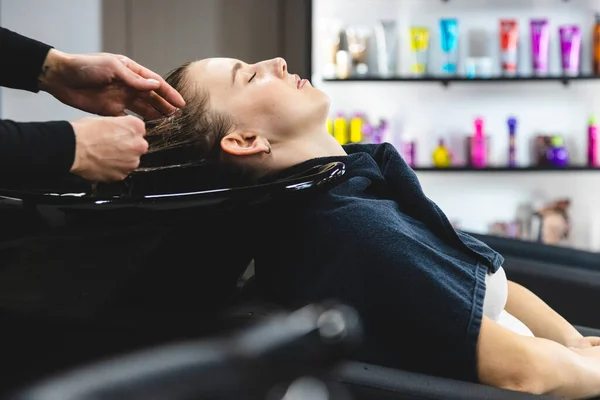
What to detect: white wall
<box><xmin>0</xmin><ymin>0</ymin><xmax>101</xmax><ymax>122</ymax></box>
<box><xmin>313</xmin><ymin>0</ymin><xmax>600</xmax><ymax>251</ymax></box>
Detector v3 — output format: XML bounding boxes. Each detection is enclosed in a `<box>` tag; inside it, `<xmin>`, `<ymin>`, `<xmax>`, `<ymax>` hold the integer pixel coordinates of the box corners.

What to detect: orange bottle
<box><xmin>593</xmin><ymin>14</ymin><xmax>600</xmax><ymax>75</ymax></box>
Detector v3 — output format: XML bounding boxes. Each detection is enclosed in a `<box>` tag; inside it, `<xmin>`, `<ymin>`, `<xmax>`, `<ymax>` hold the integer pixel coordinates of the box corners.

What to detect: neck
<box><xmin>269</xmin><ymin>125</ymin><xmax>347</xmax><ymax>172</ymax></box>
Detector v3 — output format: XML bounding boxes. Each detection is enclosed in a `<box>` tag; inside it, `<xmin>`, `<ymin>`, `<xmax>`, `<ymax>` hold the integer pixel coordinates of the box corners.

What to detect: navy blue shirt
<box><xmin>254</xmin><ymin>143</ymin><xmax>503</xmax><ymax>383</ymax></box>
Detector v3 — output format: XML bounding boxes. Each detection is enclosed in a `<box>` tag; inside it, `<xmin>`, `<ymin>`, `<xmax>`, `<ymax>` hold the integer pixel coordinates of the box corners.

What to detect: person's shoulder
<box><xmin>343</xmin><ymin>142</ymin><xmax>400</xmax><ymax>158</ymax></box>
<box><xmin>342</xmin><ymin>143</ymin><xmax>407</xmax><ymax>174</ymax></box>
<box><xmin>342</xmin><ymin>143</ymin><xmax>380</xmax><ymax>155</ymax></box>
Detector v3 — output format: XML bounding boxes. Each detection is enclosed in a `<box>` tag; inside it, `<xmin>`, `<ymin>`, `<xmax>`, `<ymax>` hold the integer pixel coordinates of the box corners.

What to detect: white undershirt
<box><xmin>483</xmin><ymin>267</ymin><xmax>534</xmax><ymax>337</ymax></box>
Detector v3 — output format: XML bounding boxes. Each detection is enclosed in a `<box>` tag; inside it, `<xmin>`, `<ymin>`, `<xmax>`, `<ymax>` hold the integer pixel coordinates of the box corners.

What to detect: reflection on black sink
<box><xmin>0</xmin><ymin>161</ymin><xmax>347</xmax><ymax>211</ymax></box>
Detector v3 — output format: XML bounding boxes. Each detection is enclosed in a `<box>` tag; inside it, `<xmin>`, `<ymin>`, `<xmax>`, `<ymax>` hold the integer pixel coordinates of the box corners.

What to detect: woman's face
<box><xmin>186</xmin><ymin>57</ymin><xmax>330</xmax><ymax>142</ymax></box>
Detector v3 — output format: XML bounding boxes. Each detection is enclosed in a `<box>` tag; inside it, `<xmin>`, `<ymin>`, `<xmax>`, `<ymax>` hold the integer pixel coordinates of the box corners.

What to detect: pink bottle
<box><xmin>471</xmin><ymin>117</ymin><xmax>487</xmax><ymax>168</ymax></box>
<box><xmin>589</xmin><ymin>116</ymin><xmax>599</xmax><ymax>167</ymax></box>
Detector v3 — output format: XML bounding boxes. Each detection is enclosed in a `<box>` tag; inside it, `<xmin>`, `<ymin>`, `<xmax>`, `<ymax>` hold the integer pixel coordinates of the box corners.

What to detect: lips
<box><xmin>296</xmin><ymin>76</ymin><xmax>308</xmax><ymax>89</ymax></box>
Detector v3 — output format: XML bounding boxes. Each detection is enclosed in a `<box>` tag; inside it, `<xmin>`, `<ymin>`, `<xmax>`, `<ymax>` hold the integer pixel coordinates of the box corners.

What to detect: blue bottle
<box><xmin>440</xmin><ymin>18</ymin><xmax>459</xmax><ymax>74</ymax></box>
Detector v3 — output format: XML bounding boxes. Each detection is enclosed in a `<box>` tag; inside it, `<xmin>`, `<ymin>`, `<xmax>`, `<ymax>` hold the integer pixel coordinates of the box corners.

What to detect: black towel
<box><xmin>254</xmin><ymin>143</ymin><xmax>503</xmax><ymax>383</ymax></box>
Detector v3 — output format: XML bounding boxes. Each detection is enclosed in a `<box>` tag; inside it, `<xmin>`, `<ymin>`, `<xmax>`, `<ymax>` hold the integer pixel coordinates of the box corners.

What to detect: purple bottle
<box><xmin>362</xmin><ymin>123</ymin><xmax>374</xmax><ymax>143</ymax></box>
<box><xmin>507</xmin><ymin>117</ymin><xmax>517</xmax><ymax>167</ymax></box>
<box><xmin>372</xmin><ymin>119</ymin><xmax>388</xmax><ymax>144</ymax></box>
<box><xmin>589</xmin><ymin>116</ymin><xmax>598</xmax><ymax>167</ymax></box>
<box><xmin>546</xmin><ymin>136</ymin><xmax>569</xmax><ymax>167</ymax></box>
<box><xmin>404</xmin><ymin>141</ymin><xmax>417</xmax><ymax>167</ymax></box>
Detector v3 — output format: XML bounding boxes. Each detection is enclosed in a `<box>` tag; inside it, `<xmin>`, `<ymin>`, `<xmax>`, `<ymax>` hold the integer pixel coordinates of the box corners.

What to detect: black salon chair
<box><xmin>467</xmin><ymin>232</ymin><xmax>600</xmax><ymax>269</ymax></box>
<box><xmin>466</xmin><ymin>232</ymin><xmax>600</xmax><ymax>329</ymax></box>
<box><xmin>12</xmin><ymin>302</ymin><xmax>363</xmax><ymax>400</ymax></box>
<box><xmin>0</xmin><ymin>162</ymin><xmax>578</xmax><ymax>400</ymax></box>
<box><xmin>9</xmin><ymin>300</ymin><xmax>559</xmax><ymax>400</ymax></box>
<box><xmin>0</xmin><ymin>160</ymin><xmax>348</xmax><ymax>395</ymax></box>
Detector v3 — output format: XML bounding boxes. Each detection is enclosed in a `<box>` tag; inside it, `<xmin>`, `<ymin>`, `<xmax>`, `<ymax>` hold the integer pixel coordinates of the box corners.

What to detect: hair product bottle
<box><xmin>362</xmin><ymin>123</ymin><xmax>374</xmax><ymax>143</ymax></box>
<box><xmin>507</xmin><ymin>117</ymin><xmax>517</xmax><ymax>167</ymax></box>
<box><xmin>409</xmin><ymin>27</ymin><xmax>430</xmax><ymax>75</ymax></box>
<box><xmin>471</xmin><ymin>118</ymin><xmax>487</xmax><ymax>168</ymax></box>
<box><xmin>594</xmin><ymin>14</ymin><xmax>600</xmax><ymax>75</ymax></box>
<box><xmin>403</xmin><ymin>137</ymin><xmax>417</xmax><ymax>167</ymax></box>
<box><xmin>350</xmin><ymin>113</ymin><xmax>364</xmax><ymax>143</ymax></box>
<box><xmin>371</xmin><ymin>119</ymin><xmax>388</xmax><ymax>144</ymax></box>
<box><xmin>530</xmin><ymin>19</ymin><xmax>550</xmax><ymax>76</ymax></box>
<box><xmin>333</xmin><ymin>112</ymin><xmax>349</xmax><ymax>144</ymax></box>
<box><xmin>440</xmin><ymin>18</ymin><xmax>459</xmax><ymax>74</ymax></box>
<box><xmin>335</xmin><ymin>51</ymin><xmax>351</xmax><ymax>79</ymax></box>
<box><xmin>588</xmin><ymin>116</ymin><xmax>598</xmax><ymax>167</ymax></box>
<box><xmin>433</xmin><ymin>138</ymin><xmax>452</xmax><ymax>167</ymax></box>
<box><xmin>547</xmin><ymin>136</ymin><xmax>569</xmax><ymax>167</ymax></box>
<box><xmin>500</xmin><ymin>19</ymin><xmax>519</xmax><ymax>76</ymax></box>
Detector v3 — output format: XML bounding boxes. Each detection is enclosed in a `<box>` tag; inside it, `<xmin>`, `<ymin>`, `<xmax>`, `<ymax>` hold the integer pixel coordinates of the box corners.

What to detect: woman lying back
<box><xmin>145</xmin><ymin>57</ymin><xmax>600</xmax><ymax>399</ymax></box>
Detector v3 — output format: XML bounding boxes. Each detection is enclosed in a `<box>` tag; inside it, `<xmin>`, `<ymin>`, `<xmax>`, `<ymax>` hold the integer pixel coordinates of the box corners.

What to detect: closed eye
<box><xmin>248</xmin><ymin>72</ymin><xmax>257</xmax><ymax>83</ymax></box>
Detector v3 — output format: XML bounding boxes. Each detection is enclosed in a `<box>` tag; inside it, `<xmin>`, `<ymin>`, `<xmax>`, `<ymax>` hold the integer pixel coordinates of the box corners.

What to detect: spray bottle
<box><xmin>588</xmin><ymin>116</ymin><xmax>598</xmax><ymax>167</ymax></box>
<box><xmin>471</xmin><ymin>117</ymin><xmax>487</xmax><ymax>168</ymax></box>
<box><xmin>508</xmin><ymin>117</ymin><xmax>517</xmax><ymax>167</ymax></box>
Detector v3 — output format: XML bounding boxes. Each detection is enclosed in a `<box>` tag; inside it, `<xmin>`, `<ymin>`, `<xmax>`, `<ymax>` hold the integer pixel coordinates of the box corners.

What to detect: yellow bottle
<box><xmin>350</xmin><ymin>113</ymin><xmax>364</xmax><ymax>143</ymax></box>
<box><xmin>409</xmin><ymin>27</ymin><xmax>430</xmax><ymax>75</ymax></box>
<box><xmin>333</xmin><ymin>112</ymin><xmax>349</xmax><ymax>145</ymax></box>
<box><xmin>432</xmin><ymin>138</ymin><xmax>452</xmax><ymax>167</ymax></box>
<box><xmin>326</xmin><ymin>118</ymin><xmax>334</xmax><ymax>136</ymax></box>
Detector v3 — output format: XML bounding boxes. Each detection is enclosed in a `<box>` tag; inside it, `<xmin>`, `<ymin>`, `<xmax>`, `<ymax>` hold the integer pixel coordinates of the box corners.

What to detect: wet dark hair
<box><xmin>140</xmin><ymin>62</ymin><xmax>235</xmax><ymax>170</ymax></box>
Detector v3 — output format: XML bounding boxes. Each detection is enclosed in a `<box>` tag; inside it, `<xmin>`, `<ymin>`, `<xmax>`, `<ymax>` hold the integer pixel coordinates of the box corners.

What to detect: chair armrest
<box><xmin>466</xmin><ymin>232</ymin><xmax>600</xmax><ymax>271</ymax></box>
<box><xmin>328</xmin><ymin>361</ymin><xmax>559</xmax><ymax>400</ymax></box>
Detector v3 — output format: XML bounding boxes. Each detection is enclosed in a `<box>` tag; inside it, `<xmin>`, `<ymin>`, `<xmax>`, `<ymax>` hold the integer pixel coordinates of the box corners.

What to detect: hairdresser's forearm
<box><xmin>505</xmin><ymin>280</ymin><xmax>581</xmax><ymax>345</ymax></box>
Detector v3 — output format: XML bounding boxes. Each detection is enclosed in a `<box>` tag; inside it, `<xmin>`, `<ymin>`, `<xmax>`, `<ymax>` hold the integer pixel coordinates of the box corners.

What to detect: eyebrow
<box><xmin>231</xmin><ymin>62</ymin><xmax>242</xmax><ymax>85</ymax></box>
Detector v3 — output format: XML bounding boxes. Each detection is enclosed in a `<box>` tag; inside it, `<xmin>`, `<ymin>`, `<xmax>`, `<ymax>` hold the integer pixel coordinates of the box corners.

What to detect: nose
<box><xmin>270</xmin><ymin>57</ymin><xmax>287</xmax><ymax>78</ymax></box>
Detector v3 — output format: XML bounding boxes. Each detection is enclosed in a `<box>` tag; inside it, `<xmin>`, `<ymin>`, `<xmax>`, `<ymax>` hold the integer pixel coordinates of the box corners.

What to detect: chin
<box><xmin>312</xmin><ymin>90</ymin><xmax>331</xmax><ymax>119</ymax></box>
<box><xmin>315</xmin><ymin>87</ymin><xmax>330</xmax><ymax>103</ymax></box>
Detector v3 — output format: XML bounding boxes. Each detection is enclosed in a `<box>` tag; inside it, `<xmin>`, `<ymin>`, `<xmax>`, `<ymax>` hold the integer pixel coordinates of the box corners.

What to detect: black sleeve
<box><xmin>0</xmin><ymin>28</ymin><xmax>77</xmax><ymax>185</ymax></box>
<box><xmin>0</xmin><ymin>27</ymin><xmax>53</xmax><ymax>92</ymax></box>
<box><xmin>0</xmin><ymin>120</ymin><xmax>76</xmax><ymax>185</ymax></box>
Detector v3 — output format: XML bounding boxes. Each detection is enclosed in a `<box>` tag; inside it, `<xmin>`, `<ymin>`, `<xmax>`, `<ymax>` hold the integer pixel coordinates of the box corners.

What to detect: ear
<box><xmin>221</xmin><ymin>131</ymin><xmax>271</xmax><ymax>157</ymax></box>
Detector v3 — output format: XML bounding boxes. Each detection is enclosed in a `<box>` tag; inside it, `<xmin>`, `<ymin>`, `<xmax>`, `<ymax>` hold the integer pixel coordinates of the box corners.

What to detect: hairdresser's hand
<box><xmin>70</xmin><ymin>116</ymin><xmax>148</xmax><ymax>182</ymax></box>
<box><xmin>38</xmin><ymin>49</ymin><xmax>185</xmax><ymax>120</ymax></box>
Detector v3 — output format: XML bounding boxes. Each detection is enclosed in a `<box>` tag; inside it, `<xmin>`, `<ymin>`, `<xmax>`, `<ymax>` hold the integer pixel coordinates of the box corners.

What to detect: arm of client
<box><xmin>478</xmin><ymin>316</ymin><xmax>600</xmax><ymax>398</ymax></box>
<box><xmin>504</xmin><ymin>280</ymin><xmax>598</xmax><ymax>348</ymax></box>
